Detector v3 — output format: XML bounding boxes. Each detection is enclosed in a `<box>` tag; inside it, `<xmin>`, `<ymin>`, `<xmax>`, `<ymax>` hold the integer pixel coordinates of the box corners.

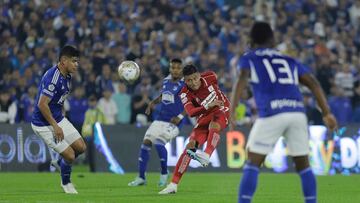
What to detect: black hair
<box><xmin>59</xmin><ymin>45</ymin><xmax>80</xmax><ymax>61</ymax></box>
<box><xmin>250</xmin><ymin>22</ymin><xmax>274</xmax><ymax>46</ymax></box>
<box><xmin>183</xmin><ymin>64</ymin><xmax>198</xmax><ymax>76</ymax></box>
<box><xmin>170</xmin><ymin>58</ymin><xmax>182</xmax><ymax>64</ymax></box>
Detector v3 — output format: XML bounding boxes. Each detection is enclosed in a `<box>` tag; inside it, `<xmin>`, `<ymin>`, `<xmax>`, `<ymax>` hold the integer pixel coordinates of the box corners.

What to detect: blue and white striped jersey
<box><xmin>31</xmin><ymin>65</ymin><xmax>71</xmax><ymax>126</ymax></box>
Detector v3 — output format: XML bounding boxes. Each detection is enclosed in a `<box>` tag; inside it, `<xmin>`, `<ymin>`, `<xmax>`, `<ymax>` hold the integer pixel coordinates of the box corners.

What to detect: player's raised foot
<box><xmin>61</xmin><ymin>183</ymin><xmax>78</xmax><ymax>194</ymax></box>
<box><xmin>51</xmin><ymin>158</ymin><xmax>61</xmax><ymax>172</ymax></box>
<box><xmin>158</xmin><ymin>173</ymin><xmax>168</xmax><ymax>187</ymax></box>
<box><xmin>186</xmin><ymin>149</ymin><xmax>210</xmax><ymax>167</ymax></box>
<box><xmin>128</xmin><ymin>177</ymin><xmax>146</xmax><ymax>186</ymax></box>
<box><xmin>158</xmin><ymin>182</ymin><xmax>177</xmax><ymax>194</ymax></box>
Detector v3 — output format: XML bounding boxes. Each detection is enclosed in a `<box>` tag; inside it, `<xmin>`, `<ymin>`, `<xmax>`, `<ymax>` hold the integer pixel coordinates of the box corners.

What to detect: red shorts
<box><xmin>189</xmin><ymin>109</ymin><xmax>229</xmax><ymax>147</ymax></box>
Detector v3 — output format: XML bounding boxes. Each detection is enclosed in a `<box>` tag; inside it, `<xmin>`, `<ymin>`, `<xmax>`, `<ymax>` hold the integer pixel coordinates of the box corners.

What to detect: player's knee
<box><xmin>79</xmin><ymin>143</ymin><xmax>87</xmax><ymax>153</ymax></box>
<box><xmin>186</xmin><ymin>140</ymin><xmax>196</xmax><ymax>149</ymax></box>
<box><xmin>293</xmin><ymin>155</ymin><xmax>310</xmax><ymax>172</ymax></box>
<box><xmin>247</xmin><ymin>151</ymin><xmax>266</xmax><ymax>167</ymax></box>
<box><xmin>143</xmin><ymin>139</ymin><xmax>152</xmax><ymax>146</ymax></box>
<box><xmin>63</xmin><ymin>153</ymin><xmax>76</xmax><ymax>163</ymax></box>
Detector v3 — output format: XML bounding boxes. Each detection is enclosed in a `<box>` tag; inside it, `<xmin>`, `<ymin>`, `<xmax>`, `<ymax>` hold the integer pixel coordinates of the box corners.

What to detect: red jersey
<box><xmin>179</xmin><ymin>71</ymin><xmax>230</xmax><ymax>120</ymax></box>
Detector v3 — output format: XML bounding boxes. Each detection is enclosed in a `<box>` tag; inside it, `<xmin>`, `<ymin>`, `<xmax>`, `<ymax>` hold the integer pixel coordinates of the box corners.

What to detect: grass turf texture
<box><xmin>0</xmin><ymin>167</ymin><xmax>359</xmax><ymax>203</ymax></box>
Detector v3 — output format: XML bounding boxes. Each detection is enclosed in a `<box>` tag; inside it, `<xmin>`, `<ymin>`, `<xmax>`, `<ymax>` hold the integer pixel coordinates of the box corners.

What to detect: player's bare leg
<box><xmin>238</xmin><ymin>151</ymin><xmax>266</xmax><ymax>203</ymax></box>
<box><xmin>70</xmin><ymin>138</ymin><xmax>87</xmax><ymax>157</ymax></box>
<box><xmin>128</xmin><ymin>139</ymin><xmax>152</xmax><ymax>186</ymax></box>
<box><xmin>159</xmin><ymin>140</ymin><xmax>196</xmax><ymax>194</ymax></box>
<box><xmin>293</xmin><ymin>155</ymin><xmax>317</xmax><ymax>203</ymax></box>
<box><xmin>51</xmin><ymin>138</ymin><xmax>86</xmax><ymax>171</ymax></box>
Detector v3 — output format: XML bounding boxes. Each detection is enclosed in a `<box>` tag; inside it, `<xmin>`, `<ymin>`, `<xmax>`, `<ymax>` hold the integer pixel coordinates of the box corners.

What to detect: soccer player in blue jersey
<box><xmin>230</xmin><ymin>22</ymin><xmax>338</xmax><ymax>203</ymax></box>
<box><xmin>31</xmin><ymin>45</ymin><xmax>86</xmax><ymax>194</ymax></box>
<box><xmin>128</xmin><ymin>58</ymin><xmax>186</xmax><ymax>187</ymax></box>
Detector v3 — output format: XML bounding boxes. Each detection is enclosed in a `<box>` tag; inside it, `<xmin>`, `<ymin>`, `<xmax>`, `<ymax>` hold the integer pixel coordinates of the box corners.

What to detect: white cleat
<box><xmin>158</xmin><ymin>182</ymin><xmax>177</xmax><ymax>194</ymax></box>
<box><xmin>61</xmin><ymin>183</ymin><xmax>78</xmax><ymax>194</ymax></box>
<box><xmin>186</xmin><ymin>149</ymin><xmax>210</xmax><ymax>167</ymax></box>
<box><xmin>51</xmin><ymin>159</ymin><xmax>61</xmax><ymax>172</ymax></box>
<box><xmin>128</xmin><ymin>177</ymin><xmax>146</xmax><ymax>186</ymax></box>
<box><xmin>158</xmin><ymin>173</ymin><xmax>168</xmax><ymax>187</ymax></box>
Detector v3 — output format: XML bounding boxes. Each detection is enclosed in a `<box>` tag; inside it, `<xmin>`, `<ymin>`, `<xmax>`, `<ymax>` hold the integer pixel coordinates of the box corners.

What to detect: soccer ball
<box><xmin>118</xmin><ymin>60</ymin><xmax>140</xmax><ymax>84</ymax></box>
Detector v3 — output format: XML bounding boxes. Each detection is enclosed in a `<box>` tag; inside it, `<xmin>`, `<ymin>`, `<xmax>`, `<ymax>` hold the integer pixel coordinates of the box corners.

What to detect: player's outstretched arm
<box><xmin>145</xmin><ymin>94</ymin><xmax>162</xmax><ymax>115</ymax></box>
<box><xmin>38</xmin><ymin>94</ymin><xmax>64</xmax><ymax>143</ymax></box>
<box><xmin>229</xmin><ymin>69</ymin><xmax>249</xmax><ymax>131</ymax></box>
<box><xmin>299</xmin><ymin>74</ymin><xmax>338</xmax><ymax>131</ymax></box>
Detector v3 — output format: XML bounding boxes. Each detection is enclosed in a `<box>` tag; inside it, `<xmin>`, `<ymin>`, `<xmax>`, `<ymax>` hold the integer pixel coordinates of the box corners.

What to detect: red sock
<box><xmin>171</xmin><ymin>150</ymin><xmax>191</xmax><ymax>184</ymax></box>
<box><xmin>204</xmin><ymin>128</ymin><xmax>221</xmax><ymax>155</ymax></box>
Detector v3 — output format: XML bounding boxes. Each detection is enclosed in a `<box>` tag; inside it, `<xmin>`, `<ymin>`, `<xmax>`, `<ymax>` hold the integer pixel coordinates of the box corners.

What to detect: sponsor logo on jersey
<box><xmin>162</xmin><ymin>91</ymin><xmax>175</xmax><ymax>104</ymax></box>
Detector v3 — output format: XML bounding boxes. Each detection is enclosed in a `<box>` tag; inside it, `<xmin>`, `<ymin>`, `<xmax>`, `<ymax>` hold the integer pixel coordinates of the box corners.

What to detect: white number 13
<box><xmin>262</xmin><ymin>58</ymin><xmax>298</xmax><ymax>85</ymax></box>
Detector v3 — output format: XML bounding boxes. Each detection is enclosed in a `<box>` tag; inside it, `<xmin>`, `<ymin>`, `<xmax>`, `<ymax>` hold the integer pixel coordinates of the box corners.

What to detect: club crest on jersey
<box><xmin>48</xmin><ymin>84</ymin><xmax>55</xmax><ymax>91</ymax></box>
<box><xmin>208</xmin><ymin>85</ymin><xmax>214</xmax><ymax>92</ymax></box>
<box><xmin>180</xmin><ymin>93</ymin><xmax>187</xmax><ymax>98</ymax></box>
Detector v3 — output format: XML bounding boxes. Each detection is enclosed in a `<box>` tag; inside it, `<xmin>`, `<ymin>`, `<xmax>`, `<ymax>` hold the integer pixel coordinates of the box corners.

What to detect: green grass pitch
<box><xmin>1</xmin><ymin>168</ymin><xmax>359</xmax><ymax>203</ymax></box>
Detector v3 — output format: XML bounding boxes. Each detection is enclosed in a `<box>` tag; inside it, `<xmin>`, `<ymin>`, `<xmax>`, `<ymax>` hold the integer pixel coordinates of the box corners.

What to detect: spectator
<box><xmin>1</xmin><ymin>0</ymin><xmax>360</xmax><ymax>125</ymax></box>
<box><xmin>112</xmin><ymin>83</ymin><xmax>131</xmax><ymax>124</ymax></box>
<box><xmin>66</xmin><ymin>85</ymin><xmax>88</xmax><ymax>132</ymax></box>
<box><xmin>0</xmin><ymin>89</ymin><xmax>17</xmax><ymax>124</ymax></box>
<box><xmin>131</xmin><ymin>85</ymin><xmax>151</xmax><ymax>124</ymax></box>
<box><xmin>97</xmin><ymin>87</ymin><xmax>118</xmax><ymax>125</ymax></box>
<box><xmin>95</xmin><ymin>64</ymin><xmax>114</xmax><ymax>98</ymax></box>
<box><xmin>328</xmin><ymin>86</ymin><xmax>352</xmax><ymax>125</ymax></box>
<box><xmin>334</xmin><ymin>63</ymin><xmax>354</xmax><ymax>97</ymax></box>
<box><xmin>18</xmin><ymin>85</ymin><xmax>37</xmax><ymax>123</ymax></box>
<box><xmin>81</xmin><ymin>95</ymin><xmax>106</xmax><ymax>172</ymax></box>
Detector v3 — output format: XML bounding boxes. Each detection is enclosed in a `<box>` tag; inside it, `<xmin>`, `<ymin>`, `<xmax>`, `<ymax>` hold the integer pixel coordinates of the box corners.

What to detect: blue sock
<box><xmin>299</xmin><ymin>167</ymin><xmax>317</xmax><ymax>203</ymax></box>
<box><xmin>60</xmin><ymin>159</ymin><xmax>72</xmax><ymax>185</ymax></box>
<box><xmin>155</xmin><ymin>143</ymin><xmax>168</xmax><ymax>175</ymax></box>
<box><xmin>238</xmin><ymin>163</ymin><xmax>259</xmax><ymax>203</ymax></box>
<box><xmin>139</xmin><ymin>144</ymin><xmax>151</xmax><ymax>179</ymax></box>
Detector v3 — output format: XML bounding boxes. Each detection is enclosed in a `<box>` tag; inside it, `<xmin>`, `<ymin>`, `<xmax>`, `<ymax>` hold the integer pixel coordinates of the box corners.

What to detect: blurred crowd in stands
<box><xmin>0</xmin><ymin>0</ymin><xmax>360</xmax><ymax>131</ymax></box>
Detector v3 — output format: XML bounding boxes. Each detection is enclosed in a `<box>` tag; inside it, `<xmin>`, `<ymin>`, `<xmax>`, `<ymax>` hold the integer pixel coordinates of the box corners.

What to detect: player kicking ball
<box><xmin>128</xmin><ymin>58</ymin><xmax>186</xmax><ymax>187</ymax></box>
<box><xmin>31</xmin><ymin>45</ymin><xmax>87</xmax><ymax>194</ymax></box>
<box><xmin>159</xmin><ymin>64</ymin><xmax>230</xmax><ymax>194</ymax></box>
<box><xmin>230</xmin><ymin>22</ymin><xmax>338</xmax><ymax>203</ymax></box>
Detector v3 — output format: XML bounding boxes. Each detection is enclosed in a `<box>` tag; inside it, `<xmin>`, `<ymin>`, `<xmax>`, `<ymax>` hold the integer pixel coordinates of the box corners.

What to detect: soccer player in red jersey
<box><xmin>159</xmin><ymin>64</ymin><xmax>230</xmax><ymax>194</ymax></box>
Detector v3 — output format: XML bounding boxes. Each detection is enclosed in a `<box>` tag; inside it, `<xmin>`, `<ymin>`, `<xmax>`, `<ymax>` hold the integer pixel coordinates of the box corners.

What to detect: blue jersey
<box><xmin>155</xmin><ymin>75</ymin><xmax>185</xmax><ymax>125</ymax></box>
<box><xmin>32</xmin><ymin>66</ymin><xmax>71</xmax><ymax>126</ymax></box>
<box><xmin>238</xmin><ymin>48</ymin><xmax>310</xmax><ymax>117</ymax></box>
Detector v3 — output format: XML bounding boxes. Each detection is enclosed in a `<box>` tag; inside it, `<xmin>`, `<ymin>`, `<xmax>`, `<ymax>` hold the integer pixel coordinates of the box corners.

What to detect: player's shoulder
<box><xmin>43</xmin><ymin>66</ymin><xmax>61</xmax><ymax>85</ymax></box>
<box><xmin>201</xmin><ymin>71</ymin><xmax>217</xmax><ymax>79</ymax></box>
<box><xmin>201</xmin><ymin>71</ymin><xmax>217</xmax><ymax>84</ymax></box>
<box><xmin>163</xmin><ymin>75</ymin><xmax>172</xmax><ymax>83</ymax></box>
<box><xmin>180</xmin><ymin>84</ymin><xmax>188</xmax><ymax>93</ymax></box>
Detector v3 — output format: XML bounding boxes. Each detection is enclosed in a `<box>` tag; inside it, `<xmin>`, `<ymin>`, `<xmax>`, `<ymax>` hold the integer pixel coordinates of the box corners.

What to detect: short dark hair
<box><xmin>250</xmin><ymin>22</ymin><xmax>274</xmax><ymax>45</ymax></box>
<box><xmin>59</xmin><ymin>45</ymin><xmax>80</xmax><ymax>61</ymax></box>
<box><xmin>170</xmin><ymin>58</ymin><xmax>182</xmax><ymax>64</ymax></box>
<box><xmin>183</xmin><ymin>64</ymin><xmax>198</xmax><ymax>76</ymax></box>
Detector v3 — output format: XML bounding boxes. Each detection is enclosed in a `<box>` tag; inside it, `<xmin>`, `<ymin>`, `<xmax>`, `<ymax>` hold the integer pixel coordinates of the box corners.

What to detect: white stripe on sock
<box><xmin>244</xmin><ymin>165</ymin><xmax>259</xmax><ymax>172</ymax></box>
<box><xmin>241</xmin><ymin>195</ymin><xmax>252</xmax><ymax>199</ymax></box>
<box><xmin>299</xmin><ymin>167</ymin><xmax>312</xmax><ymax>175</ymax></box>
<box><xmin>305</xmin><ymin>196</ymin><xmax>316</xmax><ymax>200</ymax></box>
